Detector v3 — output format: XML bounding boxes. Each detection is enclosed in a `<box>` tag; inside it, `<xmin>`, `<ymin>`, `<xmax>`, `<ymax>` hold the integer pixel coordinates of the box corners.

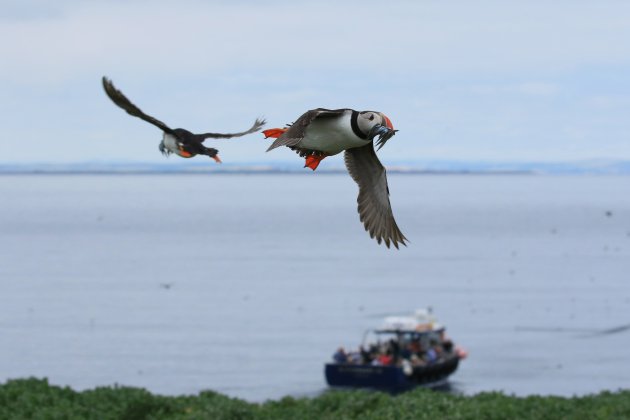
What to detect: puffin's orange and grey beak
<box><xmin>383</xmin><ymin>114</ymin><xmax>394</xmax><ymax>131</ymax></box>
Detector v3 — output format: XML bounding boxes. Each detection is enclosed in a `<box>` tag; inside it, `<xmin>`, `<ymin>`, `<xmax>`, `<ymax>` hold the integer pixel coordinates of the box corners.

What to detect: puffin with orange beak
<box><xmin>263</xmin><ymin>108</ymin><xmax>406</xmax><ymax>249</ymax></box>
<box><xmin>102</xmin><ymin>77</ymin><xmax>265</xmax><ymax>163</ymax></box>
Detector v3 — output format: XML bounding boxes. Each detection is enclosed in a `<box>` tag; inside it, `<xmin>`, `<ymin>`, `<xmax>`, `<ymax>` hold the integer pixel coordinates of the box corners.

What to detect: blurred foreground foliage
<box><xmin>1</xmin><ymin>378</ymin><xmax>629</xmax><ymax>420</ymax></box>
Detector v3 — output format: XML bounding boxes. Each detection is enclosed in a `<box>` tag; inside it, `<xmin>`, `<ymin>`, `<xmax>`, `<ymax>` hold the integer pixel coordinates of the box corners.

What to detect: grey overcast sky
<box><xmin>2</xmin><ymin>0</ymin><xmax>630</xmax><ymax>164</ymax></box>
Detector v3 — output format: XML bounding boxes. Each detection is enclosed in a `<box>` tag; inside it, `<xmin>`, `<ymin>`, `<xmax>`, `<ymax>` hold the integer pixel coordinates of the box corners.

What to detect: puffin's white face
<box><xmin>357</xmin><ymin>111</ymin><xmax>383</xmax><ymax>135</ymax></box>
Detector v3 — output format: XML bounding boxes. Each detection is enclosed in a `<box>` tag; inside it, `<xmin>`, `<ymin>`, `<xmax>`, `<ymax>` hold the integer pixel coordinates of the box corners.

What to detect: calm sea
<box><xmin>1</xmin><ymin>174</ymin><xmax>629</xmax><ymax>401</ymax></box>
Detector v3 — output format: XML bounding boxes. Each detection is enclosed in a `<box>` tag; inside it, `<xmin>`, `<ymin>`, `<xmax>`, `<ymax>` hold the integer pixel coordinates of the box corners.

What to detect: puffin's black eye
<box><xmin>369</xmin><ymin>115</ymin><xmax>375</xmax><ymax>121</ymax></box>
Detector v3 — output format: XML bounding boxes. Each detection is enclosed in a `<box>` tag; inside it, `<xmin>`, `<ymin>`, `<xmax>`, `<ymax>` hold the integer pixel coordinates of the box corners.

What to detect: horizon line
<box><xmin>1</xmin><ymin>159</ymin><xmax>630</xmax><ymax>175</ymax></box>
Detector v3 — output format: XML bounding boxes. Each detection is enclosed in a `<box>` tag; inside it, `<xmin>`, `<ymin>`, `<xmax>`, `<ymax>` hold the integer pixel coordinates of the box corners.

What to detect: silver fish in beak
<box><xmin>369</xmin><ymin>124</ymin><xmax>398</xmax><ymax>150</ymax></box>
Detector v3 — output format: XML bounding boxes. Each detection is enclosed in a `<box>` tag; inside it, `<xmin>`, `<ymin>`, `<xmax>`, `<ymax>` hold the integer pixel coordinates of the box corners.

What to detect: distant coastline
<box><xmin>1</xmin><ymin>159</ymin><xmax>630</xmax><ymax>175</ymax></box>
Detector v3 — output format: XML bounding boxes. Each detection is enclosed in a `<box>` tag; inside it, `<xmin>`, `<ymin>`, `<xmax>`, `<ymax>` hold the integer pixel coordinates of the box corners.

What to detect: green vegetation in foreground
<box><xmin>1</xmin><ymin>378</ymin><xmax>629</xmax><ymax>420</ymax></box>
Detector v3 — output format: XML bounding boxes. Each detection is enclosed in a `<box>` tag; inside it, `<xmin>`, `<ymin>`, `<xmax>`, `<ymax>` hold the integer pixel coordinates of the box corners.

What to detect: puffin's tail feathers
<box><xmin>266</xmin><ymin>136</ymin><xmax>302</xmax><ymax>152</ymax></box>
<box><xmin>262</xmin><ymin>128</ymin><xmax>288</xmax><ymax>138</ymax></box>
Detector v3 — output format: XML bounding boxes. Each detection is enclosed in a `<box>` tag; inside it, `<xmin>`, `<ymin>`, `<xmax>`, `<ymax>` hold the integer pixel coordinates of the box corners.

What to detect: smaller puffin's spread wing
<box><xmin>266</xmin><ymin>108</ymin><xmax>348</xmax><ymax>151</ymax></box>
<box><xmin>344</xmin><ymin>144</ymin><xmax>407</xmax><ymax>249</ymax></box>
<box><xmin>102</xmin><ymin>77</ymin><xmax>174</xmax><ymax>134</ymax></box>
<box><xmin>196</xmin><ymin>118</ymin><xmax>266</xmax><ymax>140</ymax></box>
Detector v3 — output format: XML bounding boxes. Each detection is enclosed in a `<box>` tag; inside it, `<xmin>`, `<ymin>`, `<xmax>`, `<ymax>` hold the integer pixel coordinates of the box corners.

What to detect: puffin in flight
<box><xmin>102</xmin><ymin>77</ymin><xmax>265</xmax><ymax>163</ymax></box>
<box><xmin>263</xmin><ymin>108</ymin><xmax>407</xmax><ymax>249</ymax></box>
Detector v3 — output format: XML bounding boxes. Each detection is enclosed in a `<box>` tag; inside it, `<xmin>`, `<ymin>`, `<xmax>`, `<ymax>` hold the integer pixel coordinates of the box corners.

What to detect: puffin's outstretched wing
<box><xmin>266</xmin><ymin>108</ymin><xmax>348</xmax><ymax>151</ymax></box>
<box><xmin>195</xmin><ymin>118</ymin><xmax>266</xmax><ymax>140</ymax></box>
<box><xmin>344</xmin><ymin>144</ymin><xmax>408</xmax><ymax>249</ymax></box>
<box><xmin>102</xmin><ymin>77</ymin><xmax>174</xmax><ymax>134</ymax></box>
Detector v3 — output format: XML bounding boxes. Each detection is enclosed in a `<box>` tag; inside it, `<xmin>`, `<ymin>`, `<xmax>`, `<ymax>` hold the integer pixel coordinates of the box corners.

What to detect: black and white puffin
<box><xmin>263</xmin><ymin>108</ymin><xmax>407</xmax><ymax>249</ymax></box>
<box><xmin>102</xmin><ymin>77</ymin><xmax>265</xmax><ymax>163</ymax></box>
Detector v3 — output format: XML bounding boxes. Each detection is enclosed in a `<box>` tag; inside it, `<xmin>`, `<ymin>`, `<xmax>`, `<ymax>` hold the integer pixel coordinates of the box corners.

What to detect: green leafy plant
<box><xmin>0</xmin><ymin>378</ymin><xmax>628</xmax><ymax>420</ymax></box>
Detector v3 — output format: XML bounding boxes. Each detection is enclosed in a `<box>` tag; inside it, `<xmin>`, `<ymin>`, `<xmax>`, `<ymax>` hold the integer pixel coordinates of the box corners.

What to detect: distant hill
<box><xmin>1</xmin><ymin>159</ymin><xmax>630</xmax><ymax>174</ymax></box>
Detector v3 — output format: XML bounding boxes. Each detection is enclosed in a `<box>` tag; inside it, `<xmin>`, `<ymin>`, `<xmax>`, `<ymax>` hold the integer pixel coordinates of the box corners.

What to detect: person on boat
<box><xmin>410</xmin><ymin>354</ymin><xmax>426</xmax><ymax>366</ymax></box>
<box><xmin>388</xmin><ymin>338</ymin><xmax>401</xmax><ymax>363</ymax></box>
<box><xmin>347</xmin><ymin>350</ymin><xmax>362</xmax><ymax>364</ymax></box>
<box><xmin>359</xmin><ymin>345</ymin><xmax>372</xmax><ymax>364</ymax></box>
<box><xmin>433</xmin><ymin>339</ymin><xmax>445</xmax><ymax>359</ymax></box>
<box><xmin>409</xmin><ymin>339</ymin><xmax>422</xmax><ymax>356</ymax></box>
<box><xmin>333</xmin><ymin>347</ymin><xmax>348</xmax><ymax>364</ymax></box>
<box><xmin>399</xmin><ymin>345</ymin><xmax>412</xmax><ymax>361</ymax></box>
<box><xmin>440</xmin><ymin>335</ymin><xmax>454</xmax><ymax>354</ymax></box>
<box><xmin>376</xmin><ymin>352</ymin><xmax>393</xmax><ymax>366</ymax></box>
<box><xmin>425</xmin><ymin>347</ymin><xmax>438</xmax><ymax>364</ymax></box>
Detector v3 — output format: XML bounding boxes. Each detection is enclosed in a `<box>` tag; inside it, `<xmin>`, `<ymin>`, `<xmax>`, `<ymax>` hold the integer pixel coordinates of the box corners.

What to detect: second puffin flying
<box><xmin>102</xmin><ymin>77</ymin><xmax>265</xmax><ymax>163</ymax></box>
<box><xmin>263</xmin><ymin>108</ymin><xmax>407</xmax><ymax>249</ymax></box>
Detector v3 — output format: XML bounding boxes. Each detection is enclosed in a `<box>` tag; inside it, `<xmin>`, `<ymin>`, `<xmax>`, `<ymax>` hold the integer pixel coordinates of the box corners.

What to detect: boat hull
<box><xmin>325</xmin><ymin>355</ymin><xmax>460</xmax><ymax>391</ymax></box>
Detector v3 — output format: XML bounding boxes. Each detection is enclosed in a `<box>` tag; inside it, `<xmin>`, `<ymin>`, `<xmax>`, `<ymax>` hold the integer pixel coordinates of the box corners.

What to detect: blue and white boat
<box><xmin>325</xmin><ymin>309</ymin><xmax>467</xmax><ymax>391</ymax></box>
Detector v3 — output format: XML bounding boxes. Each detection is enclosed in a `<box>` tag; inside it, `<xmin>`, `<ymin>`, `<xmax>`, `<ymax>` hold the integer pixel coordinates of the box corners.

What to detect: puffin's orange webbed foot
<box><xmin>262</xmin><ymin>128</ymin><xmax>288</xmax><ymax>139</ymax></box>
<box><xmin>177</xmin><ymin>146</ymin><xmax>193</xmax><ymax>158</ymax></box>
<box><xmin>304</xmin><ymin>155</ymin><xmax>327</xmax><ymax>171</ymax></box>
